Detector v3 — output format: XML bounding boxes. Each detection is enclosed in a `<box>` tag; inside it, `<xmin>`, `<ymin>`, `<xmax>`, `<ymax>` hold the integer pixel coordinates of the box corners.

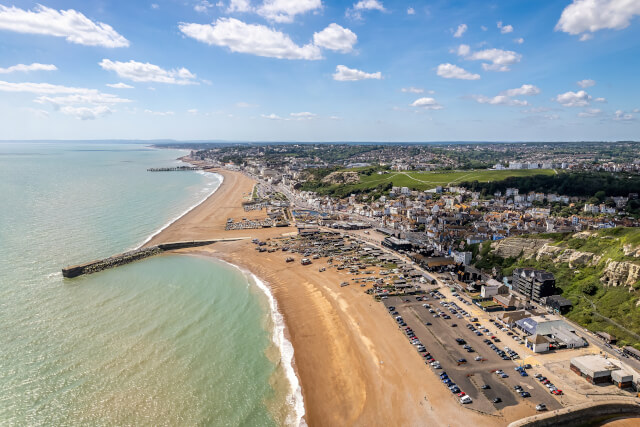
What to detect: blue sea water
<box><xmin>0</xmin><ymin>142</ymin><xmax>295</xmax><ymax>426</ymax></box>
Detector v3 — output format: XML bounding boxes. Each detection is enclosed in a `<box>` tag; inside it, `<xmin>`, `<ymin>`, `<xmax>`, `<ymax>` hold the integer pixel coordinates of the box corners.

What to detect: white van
<box><xmin>460</xmin><ymin>395</ymin><xmax>472</xmax><ymax>404</ymax></box>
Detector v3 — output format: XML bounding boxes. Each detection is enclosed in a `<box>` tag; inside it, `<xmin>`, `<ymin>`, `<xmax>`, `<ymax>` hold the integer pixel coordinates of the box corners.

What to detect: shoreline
<box><xmin>145</xmin><ymin>165</ymin><xmax>519</xmax><ymax>426</ymax></box>
<box><xmin>134</xmin><ymin>162</ymin><xmax>224</xmax><ymax>250</ymax></box>
<box><xmin>138</xmin><ymin>162</ymin><xmax>306</xmax><ymax>424</ymax></box>
<box><xmin>218</xmin><ymin>259</ymin><xmax>306</xmax><ymax>427</ymax></box>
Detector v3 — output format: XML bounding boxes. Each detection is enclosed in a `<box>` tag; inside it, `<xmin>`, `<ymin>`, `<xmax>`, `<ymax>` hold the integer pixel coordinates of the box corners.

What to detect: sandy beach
<box><xmin>146</xmin><ymin>168</ymin><xmax>530</xmax><ymax>426</ymax></box>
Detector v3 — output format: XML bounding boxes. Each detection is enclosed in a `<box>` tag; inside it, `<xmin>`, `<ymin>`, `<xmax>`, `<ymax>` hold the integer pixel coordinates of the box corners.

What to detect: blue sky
<box><xmin>0</xmin><ymin>0</ymin><xmax>639</xmax><ymax>141</ymax></box>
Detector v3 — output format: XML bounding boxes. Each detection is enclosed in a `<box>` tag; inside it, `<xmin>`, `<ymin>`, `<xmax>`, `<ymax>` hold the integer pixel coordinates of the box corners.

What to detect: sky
<box><xmin>0</xmin><ymin>0</ymin><xmax>639</xmax><ymax>142</ymax></box>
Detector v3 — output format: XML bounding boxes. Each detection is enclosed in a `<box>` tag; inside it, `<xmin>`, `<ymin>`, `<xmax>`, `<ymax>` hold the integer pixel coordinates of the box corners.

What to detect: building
<box><xmin>544</xmin><ymin>295</ymin><xmax>573</xmax><ymax>314</ymax></box>
<box><xmin>515</xmin><ymin>315</ymin><xmax>587</xmax><ymax>349</ymax></box>
<box><xmin>382</xmin><ymin>236</ymin><xmax>413</xmax><ymax>251</ymax></box>
<box><xmin>612</xmin><ymin>370</ymin><xmax>634</xmax><ymax>389</ymax></box>
<box><xmin>570</xmin><ymin>355</ymin><xmax>623</xmax><ymax>385</ymax></box>
<box><xmin>481</xmin><ymin>279</ymin><xmax>510</xmax><ymax>298</ymax></box>
<box><xmin>526</xmin><ymin>334</ymin><xmax>551</xmax><ymax>353</ymax></box>
<box><xmin>452</xmin><ymin>250</ymin><xmax>472</xmax><ymax>265</ymax></box>
<box><xmin>512</xmin><ymin>268</ymin><xmax>556</xmax><ymax>302</ymax></box>
<box><xmin>595</xmin><ymin>331</ymin><xmax>617</xmax><ymax>345</ymax></box>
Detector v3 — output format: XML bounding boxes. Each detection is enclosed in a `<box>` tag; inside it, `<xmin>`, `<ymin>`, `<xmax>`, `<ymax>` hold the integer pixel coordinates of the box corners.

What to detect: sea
<box><xmin>0</xmin><ymin>142</ymin><xmax>303</xmax><ymax>426</ymax></box>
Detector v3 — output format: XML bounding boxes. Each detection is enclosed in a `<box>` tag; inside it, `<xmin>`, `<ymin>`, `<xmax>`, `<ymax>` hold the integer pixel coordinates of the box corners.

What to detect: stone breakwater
<box><xmin>507</xmin><ymin>399</ymin><xmax>640</xmax><ymax>427</ymax></box>
<box><xmin>62</xmin><ymin>239</ymin><xmax>245</xmax><ymax>278</ymax></box>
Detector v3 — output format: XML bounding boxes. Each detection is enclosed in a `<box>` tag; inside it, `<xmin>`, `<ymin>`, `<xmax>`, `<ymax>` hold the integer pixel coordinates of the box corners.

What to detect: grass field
<box><xmin>344</xmin><ymin>168</ymin><xmax>556</xmax><ymax>193</ymax></box>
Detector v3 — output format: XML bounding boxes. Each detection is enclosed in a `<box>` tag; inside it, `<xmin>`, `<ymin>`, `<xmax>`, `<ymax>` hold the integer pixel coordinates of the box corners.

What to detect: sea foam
<box><xmin>220</xmin><ymin>260</ymin><xmax>307</xmax><ymax>427</ymax></box>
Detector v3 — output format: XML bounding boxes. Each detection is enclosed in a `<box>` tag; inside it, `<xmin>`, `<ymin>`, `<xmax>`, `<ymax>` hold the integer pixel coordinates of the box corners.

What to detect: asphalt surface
<box><xmin>384</xmin><ymin>294</ymin><xmax>562</xmax><ymax>415</ymax></box>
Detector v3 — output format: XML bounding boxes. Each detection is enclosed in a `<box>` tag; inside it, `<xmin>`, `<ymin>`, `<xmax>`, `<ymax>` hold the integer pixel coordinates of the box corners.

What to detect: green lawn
<box><xmin>350</xmin><ymin>169</ymin><xmax>556</xmax><ymax>192</ymax></box>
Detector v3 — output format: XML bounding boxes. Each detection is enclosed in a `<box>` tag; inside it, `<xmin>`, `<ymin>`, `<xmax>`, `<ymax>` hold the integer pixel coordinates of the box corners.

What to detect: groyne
<box><xmin>62</xmin><ymin>238</ymin><xmax>245</xmax><ymax>278</ymax></box>
<box><xmin>508</xmin><ymin>399</ymin><xmax>640</xmax><ymax>427</ymax></box>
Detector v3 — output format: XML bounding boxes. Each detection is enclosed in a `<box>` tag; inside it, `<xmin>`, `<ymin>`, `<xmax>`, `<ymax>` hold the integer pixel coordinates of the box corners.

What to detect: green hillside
<box><xmin>300</xmin><ymin>168</ymin><xmax>555</xmax><ymax>198</ymax></box>
<box><xmin>475</xmin><ymin>227</ymin><xmax>640</xmax><ymax>349</ymax></box>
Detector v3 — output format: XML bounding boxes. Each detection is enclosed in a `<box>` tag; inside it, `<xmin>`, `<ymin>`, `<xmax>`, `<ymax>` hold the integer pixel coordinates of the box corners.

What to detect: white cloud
<box><xmin>347</xmin><ymin>0</ymin><xmax>385</xmax><ymax>19</ymax></box>
<box><xmin>261</xmin><ymin>113</ymin><xmax>283</xmax><ymax>120</ymax></box>
<box><xmin>473</xmin><ymin>95</ymin><xmax>528</xmax><ymax>106</ymax></box>
<box><xmin>257</xmin><ymin>0</ymin><xmax>322</xmax><ymax>23</ymax></box>
<box><xmin>579</xmin><ymin>33</ymin><xmax>594</xmax><ymax>41</ymax></box>
<box><xmin>457</xmin><ymin>44</ymin><xmax>471</xmax><ymax>56</ymax></box>
<box><xmin>194</xmin><ymin>0</ymin><xmax>214</xmax><ymax>13</ymax></box>
<box><xmin>634</xmin><ymin>108</ymin><xmax>640</xmax><ymax>113</ymax></box>
<box><xmin>145</xmin><ymin>109</ymin><xmax>175</xmax><ymax>116</ymax></box>
<box><xmin>514</xmin><ymin>37</ymin><xmax>524</xmax><ymax>44</ymax></box>
<box><xmin>497</xmin><ymin>21</ymin><xmax>514</xmax><ymax>34</ymax></box>
<box><xmin>187</xmin><ymin>108</ymin><xmax>199</xmax><ymax>114</ymax></box>
<box><xmin>556</xmin><ymin>0</ymin><xmax>640</xmax><ymax>39</ymax></box>
<box><xmin>614</xmin><ymin>109</ymin><xmax>635</xmax><ymax>121</ymax></box>
<box><xmin>473</xmin><ymin>84</ymin><xmax>539</xmax><ymax>107</ymax></box>
<box><xmin>407</xmin><ymin>7</ymin><xmax>415</xmax><ymax>15</ymax></box>
<box><xmin>410</xmin><ymin>97</ymin><xmax>442</xmax><ymax>110</ymax></box>
<box><xmin>106</xmin><ymin>82</ymin><xmax>134</xmax><ymax>89</ymax></box>
<box><xmin>227</xmin><ymin>0</ymin><xmax>251</xmax><ymax>13</ymax></box>
<box><xmin>459</xmin><ymin>47</ymin><xmax>522</xmax><ymax>72</ymax></box>
<box><xmin>0</xmin><ymin>80</ymin><xmax>95</xmax><ymax>95</ymax></box>
<box><xmin>0</xmin><ymin>80</ymin><xmax>130</xmax><ymax>120</ymax></box>
<box><xmin>502</xmin><ymin>84</ymin><xmax>541</xmax><ymax>97</ymax></box>
<box><xmin>0</xmin><ymin>63</ymin><xmax>57</xmax><ymax>74</ymax></box>
<box><xmin>290</xmin><ymin>111</ymin><xmax>317</xmax><ymax>119</ymax></box>
<box><xmin>99</xmin><ymin>59</ymin><xmax>198</xmax><ymax>84</ymax></box>
<box><xmin>313</xmin><ymin>24</ymin><xmax>357</xmax><ymax>53</ymax></box>
<box><xmin>595</xmin><ymin>97</ymin><xmax>607</xmax><ymax>103</ymax></box>
<box><xmin>577</xmin><ymin>79</ymin><xmax>596</xmax><ymax>88</ymax></box>
<box><xmin>60</xmin><ymin>105</ymin><xmax>113</xmax><ymax>120</ymax></box>
<box><xmin>453</xmin><ymin>24</ymin><xmax>467</xmax><ymax>38</ymax></box>
<box><xmin>556</xmin><ymin>90</ymin><xmax>592</xmax><ymax>107</ymax></box>
<box><xmin>0</xmin><ymin>4</ymin><xmax>128</xmax><ymax>48</ymax></box>
<box><xmin>481</xmin><ymin>25</ymin><xmax>488</xmax><ymax>31</ymax></box>
<box><xmin>401</xmin><ymin>87</ymin><xmax>424</xmax><ymax>94</ymax></box>
<box><xmin>436</xmin><ymin>63</ymin><xmax>480</xmax><ymax>80</ymax></box>
<box><xmin>151</xmin><ymin>4</ymin><xmax>159</xmax><ymax>9</ymax></box>
<box><xmin>34</xmin><ymin>93</ymin><xmax>131</xmax><ymax>107</ymax></box>
<box><xmin>333</xmin><ymin>65</ymin><xmax>382</xmax><ymax>81</ymax></box>
<box><xmin>179</xmin><ymin>18</ymin><xmax>322</xmax><ymax>60</ymax></box>
<box><xmin>578</xmin><ymin>108</ymin><xmax>603</xmax><ymax>117</ymax></box>
<box><xmin>353</xmin><ymin>0</ymin><xmax>385</xmax><ymax>11</ymax></box>
<box><xmin>228</xmin><ymin>0</ymin><xmax>252</xmax><ymax>12</ymax></box>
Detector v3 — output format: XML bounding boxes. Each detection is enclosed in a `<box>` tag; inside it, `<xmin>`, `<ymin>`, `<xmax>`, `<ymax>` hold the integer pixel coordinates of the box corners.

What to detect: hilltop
<box><xmin>474</xmin><ymin>227</ymin><xmax>640</xmax><ymax>349</ymax></box>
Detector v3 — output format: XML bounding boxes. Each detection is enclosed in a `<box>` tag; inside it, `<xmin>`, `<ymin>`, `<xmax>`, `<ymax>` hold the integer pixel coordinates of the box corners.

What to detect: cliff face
<box><xmin>535</xmin><ymin>244</ymin><xmax>602</xmax><ymax>268</ymax></box>
<box><xmin>490</xmin><ymin>238</ymin><xmax>551</xmax><ymax>259</ymax></box>
<box><xmin>489</xmin><ymin>235</ymin><xmax>640</xmax><ymax>291</ymax></box>
<box><xmin>602</xmin><ymin>260</ymin><xmax>640</xmax><ymax>288</ymax></box>
<box><xmin>321</xmin><ymin>171</ymin><xmax>360</xmax><ymax>185</ymax></box>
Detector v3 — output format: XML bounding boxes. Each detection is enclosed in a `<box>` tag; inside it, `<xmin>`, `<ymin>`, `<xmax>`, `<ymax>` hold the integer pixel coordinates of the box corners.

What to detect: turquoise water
<box><xmin>0</xmin><ymin>143</ymin><xmax>291</xmax><ymax>425</ymax></box>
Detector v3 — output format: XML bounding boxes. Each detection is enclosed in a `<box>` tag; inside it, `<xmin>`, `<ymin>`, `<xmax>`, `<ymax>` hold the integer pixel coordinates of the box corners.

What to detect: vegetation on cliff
<box><xmin>474</xmin><ymin>228</ymin><xmax>640</xmax><ymax>349</ymax></box>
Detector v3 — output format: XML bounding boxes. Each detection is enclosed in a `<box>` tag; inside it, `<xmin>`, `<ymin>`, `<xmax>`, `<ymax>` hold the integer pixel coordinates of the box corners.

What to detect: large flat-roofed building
<box><xmin>570</xmin><ymin>355</ymin><xmax>623</xmax><ymax>385</ymax></box>
<box><xmin>382</xmin><ymin>236</ymin><xmax>412</xmax><ymax>251</ymax></box>
<box><xmin>512</xmin><ymin>268</ymin><xmax>556</xmax><ymax>302</ymax></box>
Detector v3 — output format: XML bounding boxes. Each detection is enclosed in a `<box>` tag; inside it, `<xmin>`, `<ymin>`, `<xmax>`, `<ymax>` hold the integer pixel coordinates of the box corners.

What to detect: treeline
<box><xmin>298</xmin><ymin>180</ymin><xmax>392</xmax><ymax>199</ymax></box>
<box><xmin>460</xmin><ymin>172</ymin><xmax>640</xmax><ymax>198</ymax></box>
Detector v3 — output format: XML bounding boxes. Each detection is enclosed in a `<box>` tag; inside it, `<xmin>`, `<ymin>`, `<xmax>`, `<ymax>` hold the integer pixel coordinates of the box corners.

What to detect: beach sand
<box><xmin>146</xmin><ymin>168</ymin><xmax>529</xmax><ymax>426</ymax></box>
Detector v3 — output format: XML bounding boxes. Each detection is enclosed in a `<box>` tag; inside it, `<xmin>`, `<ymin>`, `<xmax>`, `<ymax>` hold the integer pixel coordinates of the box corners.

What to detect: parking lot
<box><xmin>384</xmin><ymin>292</ymin><xmax>562</xmax><ymax>415</ymax></box>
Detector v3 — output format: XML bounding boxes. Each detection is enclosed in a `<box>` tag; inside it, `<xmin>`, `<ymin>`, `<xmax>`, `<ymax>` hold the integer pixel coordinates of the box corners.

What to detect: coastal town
<box><xmin>152</xmin><ymin>141</ymin><xmax>640</xmax><ymax>424</ymax></box>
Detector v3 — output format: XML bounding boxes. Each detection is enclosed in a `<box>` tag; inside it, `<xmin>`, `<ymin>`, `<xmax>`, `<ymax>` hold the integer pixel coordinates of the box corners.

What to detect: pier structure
<box><xmin>147</xmin><ymin>166</ymin><xmax>202</xmax><ymax>172</ymax></box>
<box><xmin>62</xmin><ymin>238</ymin><xmax>246</xmax><ymax>278</ymax></box>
